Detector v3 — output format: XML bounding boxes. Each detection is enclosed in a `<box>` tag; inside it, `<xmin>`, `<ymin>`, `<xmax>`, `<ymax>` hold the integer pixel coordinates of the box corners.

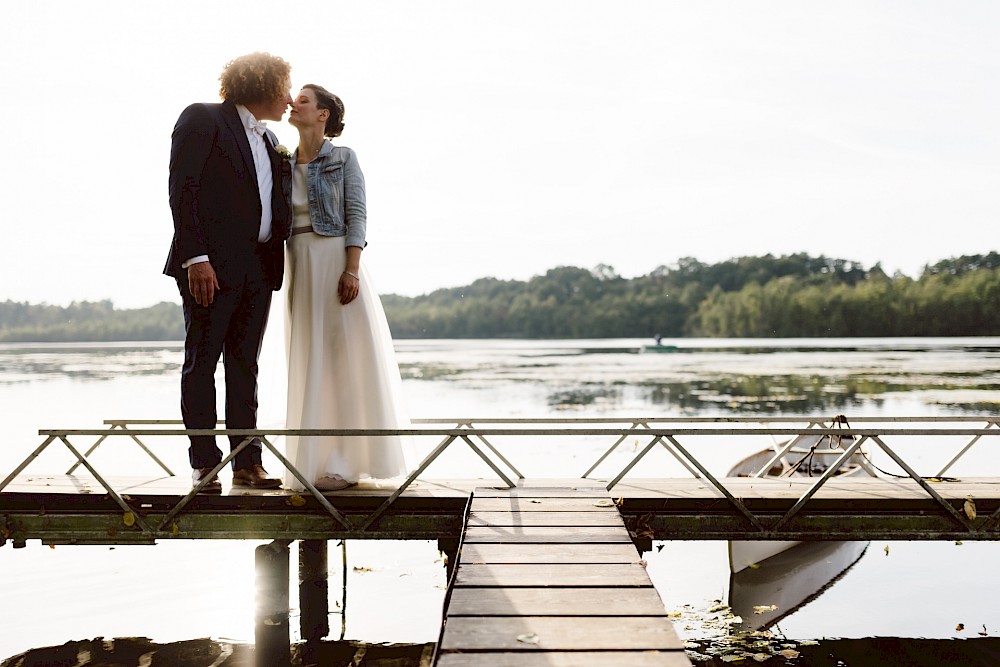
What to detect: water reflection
<box><xmin>394</xmin><ymin>338</ymin><xmax>1000</xmax><ymax>414</ymax></box>
<box><xmin>0</xmin><ymin>343</ymin><xmax>182</xmax><ymax>383</ymax></box>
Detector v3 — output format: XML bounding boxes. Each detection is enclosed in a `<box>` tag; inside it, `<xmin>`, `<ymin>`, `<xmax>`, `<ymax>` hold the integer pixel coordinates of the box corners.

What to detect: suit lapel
<box><xmin>220</xmin><ymin>101</ymin><xmax>257</xmax><ymax>184</ymax></box>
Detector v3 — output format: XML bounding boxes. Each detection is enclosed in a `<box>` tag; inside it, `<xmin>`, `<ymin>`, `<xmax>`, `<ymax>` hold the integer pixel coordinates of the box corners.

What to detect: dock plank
<box><xmin>460</xmin><ymin>543</ymin><xmax>640</xmax><ymax>564</ymax></box>
<box><xmin>468</xmin><ymin>511</ymin><xmax>624</xmax><ymax>527</ymax></box>
<box><xmin>471</xmin><ymin>486</ymin><xmax>612</xmax><ymax>497</ymax></box>
<box><xmin>455</xmin><ymin>563</ymin><xmax>652</xmax><ymax>587</ymax></box>
<box><xmin>447</xmin><ymin>586</ymin><xmax>668</xmax><ymax>616</ymax></box>
<box><xmin>470</xmin><ymin>497</ymin><xmax>620</xmax><ymax>512</ymax></box>
<box><xmin>436</xmin><ymin>651</ymin><xmax>690</xmax><ymax>667</ymax></box>
<box><xmin>463</xmin><ymin>526</ymin><xmax>633</xmax><ymax>544</ymax></box>
<box><xmin>438</xmin><ymin>616</ymin><xmax>683</xmax><ymax>651</ymax></box>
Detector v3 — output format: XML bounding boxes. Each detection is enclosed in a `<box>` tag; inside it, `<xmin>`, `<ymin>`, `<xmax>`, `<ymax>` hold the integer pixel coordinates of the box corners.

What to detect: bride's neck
<box><xmin>297</xmin><ymin>130</ymin><xmax>325</xmax><ymax>163</ymax></box>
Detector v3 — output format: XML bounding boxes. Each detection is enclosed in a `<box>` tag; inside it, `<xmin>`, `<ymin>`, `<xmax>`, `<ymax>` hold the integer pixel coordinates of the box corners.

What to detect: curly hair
<box><xmin>303</xmin><ymin>84</ymin><xmax>346</xmax><ymax>138</ymax></box>
<box><xmin>219</xmin><ymin>52</ymin><xmax>291</xmax><ymax>105</ymax></box>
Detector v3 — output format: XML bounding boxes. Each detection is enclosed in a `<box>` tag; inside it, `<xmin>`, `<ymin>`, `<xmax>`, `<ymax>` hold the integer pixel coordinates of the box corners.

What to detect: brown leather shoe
<box><xmin>232</xmin><ymin>464</ymin><xmax>282</xmax><ymax>489</ymax></box>
<box><xmin>192</xmin><ymin>468</ymin><xmax>222</xmax><ymax>494</ymax></box>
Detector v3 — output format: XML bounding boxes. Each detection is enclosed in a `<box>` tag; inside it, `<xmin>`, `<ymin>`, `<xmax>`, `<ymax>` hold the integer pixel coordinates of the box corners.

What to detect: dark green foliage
<box><xmin>0</xmin><ymin>301</ymin><xmax>183</xmax><ymax>342</ymax></box>
<box><xmin>3</xmin><ymin>253</ymin><xmax>999</xmax><ymax>341</ymax></box>
<box><xmin>383</xmin><ymin>253</ymin><xmax>1000</xmax><ymax>339</ymax></box>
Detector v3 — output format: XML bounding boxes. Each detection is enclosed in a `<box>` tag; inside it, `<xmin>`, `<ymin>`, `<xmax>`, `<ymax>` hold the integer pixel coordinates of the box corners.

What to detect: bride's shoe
<box><xmin>314</xmin><ymin>474</ymin><xmax>357</xmax><ymax>491</ymax></box>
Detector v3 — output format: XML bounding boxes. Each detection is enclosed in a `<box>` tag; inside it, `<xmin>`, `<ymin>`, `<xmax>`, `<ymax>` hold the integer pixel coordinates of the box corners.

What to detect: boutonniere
<box><xmin>275</xmin><ymin>144</ymin><xmax>293</xmax><ymax>160</ymax></box>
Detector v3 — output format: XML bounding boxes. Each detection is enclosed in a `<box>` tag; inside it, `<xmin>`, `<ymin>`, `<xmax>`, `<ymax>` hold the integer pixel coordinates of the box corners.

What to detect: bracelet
<box><xmin>343</xmin><ymin>271</ymin><xmax>360</xmax><ymax>280</ymax></box>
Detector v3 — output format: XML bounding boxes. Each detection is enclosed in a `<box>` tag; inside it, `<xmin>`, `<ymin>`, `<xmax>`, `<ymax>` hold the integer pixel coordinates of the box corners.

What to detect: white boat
<box><xmin>729</xmin><ymin>539</ymin><xmax>869</xmax><ymax>631</ymax></box>
<box><xmin>727</xmin><ymin>431</ymin><xmax>868</xmax><ymax>574</ymax></box>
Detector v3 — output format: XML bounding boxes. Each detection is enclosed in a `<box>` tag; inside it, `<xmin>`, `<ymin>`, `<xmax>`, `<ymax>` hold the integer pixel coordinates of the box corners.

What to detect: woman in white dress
<box><xmin>282</xmin><ymin>84</ymin><xmax>408</xmax><ymax>491</ymax></box>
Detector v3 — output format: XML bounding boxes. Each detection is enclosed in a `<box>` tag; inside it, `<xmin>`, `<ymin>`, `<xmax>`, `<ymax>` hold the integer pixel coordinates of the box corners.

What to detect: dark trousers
<box><xmin>178</xmin><ymin>257</ymin><xmax>272</xmax><ymax>470</ymax></box>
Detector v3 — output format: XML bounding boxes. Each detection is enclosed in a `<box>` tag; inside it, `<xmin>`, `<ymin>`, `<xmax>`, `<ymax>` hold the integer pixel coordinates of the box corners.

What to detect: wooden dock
<box><xmin>3</xmin><ymin>474</ymin><xmax>1000</xmax><ymax>666</ymax></box>
<box><xmin>1</xmin><ymin>475</ymin><xmax>998</xmax><ymax>544</ymax></box>
<box><xmin>436</xmin><ymin>485</ymin><xmax>689</xmax><ymax>666</ymax></box>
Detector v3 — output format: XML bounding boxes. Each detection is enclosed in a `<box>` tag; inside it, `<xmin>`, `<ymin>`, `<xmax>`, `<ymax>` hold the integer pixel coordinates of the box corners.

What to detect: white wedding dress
<box><xmin>280</xmin><ymin>164</ymin><xmax>409</xmax><ymax>491</ymax></box>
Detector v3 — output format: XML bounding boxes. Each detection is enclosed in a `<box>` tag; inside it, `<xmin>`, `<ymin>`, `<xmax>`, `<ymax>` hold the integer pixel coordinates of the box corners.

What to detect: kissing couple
<box><xmin>164</xmin><ymin>52</ymin><xmax>408</xmax><ymax>494</ymax></box>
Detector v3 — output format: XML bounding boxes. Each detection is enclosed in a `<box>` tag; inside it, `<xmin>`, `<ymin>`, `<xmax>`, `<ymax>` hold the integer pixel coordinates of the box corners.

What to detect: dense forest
<box><xmin>2</xmin><ymin>252</ymin><xmax>998</xmax><ymax>342</ymax></box>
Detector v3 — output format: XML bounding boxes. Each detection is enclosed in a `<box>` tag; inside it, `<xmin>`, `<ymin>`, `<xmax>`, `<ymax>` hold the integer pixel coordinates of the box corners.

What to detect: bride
<box><xmin>280</xmin><ymin>83</ymin><xmax>408</xmax><ymax>491</ymax></box>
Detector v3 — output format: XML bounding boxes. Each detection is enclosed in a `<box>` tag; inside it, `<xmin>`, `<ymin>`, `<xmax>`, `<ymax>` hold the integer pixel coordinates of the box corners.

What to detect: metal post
<box><xmin>299</xmin><ymin>539</ymin><xmax>330</xmax><ymax>658</ymax></box>
<box><xmin>437</xmin><ymin>537</ymin><xmax>460</xmax><ymax>579</ymax></box>
<box><xmin>255</xmin><ymin>540</ymin><xmax>291</xmax><ymax>667</ymax></box>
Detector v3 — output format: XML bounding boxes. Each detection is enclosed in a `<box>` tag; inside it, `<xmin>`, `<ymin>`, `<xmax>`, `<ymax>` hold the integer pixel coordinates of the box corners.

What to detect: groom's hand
<box><xmin>187</xmin><ymin>262</ymin><xmax>220</xmax><ymax>306</ymax></box>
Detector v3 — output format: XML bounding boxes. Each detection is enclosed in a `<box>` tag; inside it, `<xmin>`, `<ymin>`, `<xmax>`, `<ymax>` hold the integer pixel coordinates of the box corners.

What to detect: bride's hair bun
<box><xmin>304</xmin><ymin>84</ymin><xmax>346</xmax><ymax>138</ymax></box>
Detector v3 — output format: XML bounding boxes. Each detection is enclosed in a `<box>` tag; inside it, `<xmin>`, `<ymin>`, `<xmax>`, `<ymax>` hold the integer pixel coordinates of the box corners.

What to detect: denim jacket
<box><xmin>293</xmin><ymin>141</ymin><xmax>367</xmax><ymax>248</ymax></box>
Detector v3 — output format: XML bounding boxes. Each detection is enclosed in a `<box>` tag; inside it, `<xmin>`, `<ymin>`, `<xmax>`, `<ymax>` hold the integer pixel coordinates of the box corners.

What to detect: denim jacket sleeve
<box><xmin>341</xmin><ymin>147</ymin><xmax>367</xmax><ymax>249</ymax></box>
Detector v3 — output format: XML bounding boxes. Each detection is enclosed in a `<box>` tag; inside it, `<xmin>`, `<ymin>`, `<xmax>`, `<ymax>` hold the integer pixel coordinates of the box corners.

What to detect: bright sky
<box><xmin>2</xmin><ymin>1</ymin><xmax>997</xmax><ymax>307</ymax></box>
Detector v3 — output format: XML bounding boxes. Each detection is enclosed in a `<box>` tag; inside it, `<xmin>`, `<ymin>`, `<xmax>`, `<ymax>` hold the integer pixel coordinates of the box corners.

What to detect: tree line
<box><xmin>2</xmin><ymin>252</ymin><xmax>998</xmax><ymax>341</ymax></box>
<box><xmin>381</xmin><ymin>252</ymin><xmax>1000</xmax><ymax>338</ymax></box>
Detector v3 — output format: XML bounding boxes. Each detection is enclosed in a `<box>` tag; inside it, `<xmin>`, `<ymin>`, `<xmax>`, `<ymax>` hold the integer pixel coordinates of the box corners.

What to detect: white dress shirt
<box><xmin>182</xmin><ymin>104</ymin><xmax>274</xmax><ymax>268</ymax></box>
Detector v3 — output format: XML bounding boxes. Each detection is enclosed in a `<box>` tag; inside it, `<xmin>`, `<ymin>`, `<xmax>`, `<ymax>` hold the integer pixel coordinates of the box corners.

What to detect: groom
<box><xmin>165</xmin><ymin>52</ymin><xmax>293</xmax><ymax>493</ymax></box>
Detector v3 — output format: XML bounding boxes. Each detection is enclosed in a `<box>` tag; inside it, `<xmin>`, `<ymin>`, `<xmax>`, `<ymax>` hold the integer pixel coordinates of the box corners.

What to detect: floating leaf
<box><xmin>122</xmin><ymin>512</ymin><xmax>136</xmax><ymax>527</ymax></box>
<box><xmin>286</xmin><ymin>495</ymin><xmax>306</xmax><ymax>507</ymax></box>
<box><xmin>753</xmin><ymin>605</ymin><xmax>778</xmax><ymax>614</ymax></box>
<box><xmin>752</xmin><ymin>654</ymin><xmax>770</xmax><ymax>663</ymax></box>
<box><xmin>49</xmin><ymin>544</ymin><xmax>55</xmax><ymax>550</ymax></box>
<box><xmin>884</xmin><ymin>545</ymin><xmax>890</xmax><ymax>556</ymax></box>
<box><xmin>747</xmin><ymin>562</ymin><xmax>761</xmax><ymax>570</ymax></box>
<box><xmin>955</xmin><ymin>540</ymin><xmax>963</xmax><ymax>546</ymax></box>
<box><xmin>516</xmin><ymin>633</ymin><xmax>540</xmax><ymax>644</ymax></box>
<box><xmin>964</xmin><ymin>497</ymin><xmax>977</xmax><ymax>521</ymax></box>
<box><xmin>720</xmin><ymin>655</ymin><xmax>745</xmax><ymax>663</ymax></box>
<box><xmin>957</xmin><ymin>623</ymin><xmax>965</xmax><ymax>632</ymax></box>
<box><xmin>779</xmin><ymin>649</ymin><xmax>800</xmax><ymax>659</ymax></box>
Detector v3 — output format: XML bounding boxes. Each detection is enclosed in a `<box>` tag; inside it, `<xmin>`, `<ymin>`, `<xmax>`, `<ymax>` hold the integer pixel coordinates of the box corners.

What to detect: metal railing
<box><xmin>1</xmin><ymin>416</ymin><xmax>998</xmax><ymax>538</ymax></box>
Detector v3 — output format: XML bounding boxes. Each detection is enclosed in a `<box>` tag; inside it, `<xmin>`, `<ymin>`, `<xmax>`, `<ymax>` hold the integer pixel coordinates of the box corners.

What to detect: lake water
<box><xmin>1</xmin><ymin>337</ymin><xmax>999</xmax><ymax>661</ymax></box>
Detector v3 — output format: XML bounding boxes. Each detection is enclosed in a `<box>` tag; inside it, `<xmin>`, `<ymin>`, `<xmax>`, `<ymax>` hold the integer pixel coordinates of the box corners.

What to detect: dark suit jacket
<box><xmin>165</xmin><ymin>100</ymin><xmax>291</xmax><ymax>290</ymax></box>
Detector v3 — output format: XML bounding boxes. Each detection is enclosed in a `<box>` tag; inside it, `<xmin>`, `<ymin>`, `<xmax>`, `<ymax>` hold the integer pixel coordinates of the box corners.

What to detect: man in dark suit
<box><xmin>165</xmin><ymin>52</ymin><xmax>293</xmax><ymax>493</ymax></box>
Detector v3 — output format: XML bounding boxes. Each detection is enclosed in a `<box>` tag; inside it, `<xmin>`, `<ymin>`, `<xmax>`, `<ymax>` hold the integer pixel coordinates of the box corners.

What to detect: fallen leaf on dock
<box><xmin>353</xmin><ymin>566</ymin><xmax>375</xmax><ymax>573</ymax></box>
<box><xmin>955</xmin><ymin>540</ymin><xmax>963</xmax><ymax>546</ymax></box>
<box><xmin>516</xmin><ymin>633</ymin><xmax>540</xmax><ymax>644</ymax></box>
<box><xmin>529</xmin><ymin>499</ymin><xmax>542</xmax><ymax>504</ymax></box>
<box><xmin>964</xmin><ymin>496</ymin><xmax>977</xmax><ymax>520</ymax></box>
<box><xmin>593</xmin><ymin>499</ymin><xmax>615</xmax><ymax>507</ymax></box>
<box><xmin>752</xmin><ymin>605</ymin><xmax>778</xmax><ymax>614</ymax></box>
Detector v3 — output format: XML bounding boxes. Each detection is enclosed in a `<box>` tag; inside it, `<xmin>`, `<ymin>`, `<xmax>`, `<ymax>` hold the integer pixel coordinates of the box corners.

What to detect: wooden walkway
<box><xmin>436</xmin><ymin>486</ymin><xmax>690</xmax><ymax>667</ymax></box>
<box><xmin>1</xmin><ymin>476</ymin><xmax>999</xmax><ymax>544</ymax></box>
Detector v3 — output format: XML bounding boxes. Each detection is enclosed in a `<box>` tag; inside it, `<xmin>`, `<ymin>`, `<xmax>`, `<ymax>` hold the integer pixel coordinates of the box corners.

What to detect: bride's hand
<box><xmin>338</xmin><ymin>271</ymin><xmax>360</xmax><ymax>305</ymax></box>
